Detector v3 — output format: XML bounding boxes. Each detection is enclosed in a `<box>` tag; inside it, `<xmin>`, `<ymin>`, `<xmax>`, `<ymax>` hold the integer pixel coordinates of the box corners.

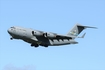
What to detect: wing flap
<box><xmin>47</xmin><ymin>34</ymin><xmax>73</xmax><ymax>40</ymax></box>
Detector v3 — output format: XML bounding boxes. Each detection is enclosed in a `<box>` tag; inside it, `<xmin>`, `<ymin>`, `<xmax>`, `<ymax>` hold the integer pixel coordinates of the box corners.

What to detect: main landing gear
<box><xmin>44</xmin><ymin>45</ymin><xmax>48</xmax><ymax>47</ymax></box>
<box><xmin>31</xmin><ymin>43</ymin><xmax>48</xmax><ymax>48</ymax></box>
<box><xmin>31</xmin><ymin>43</ymin><xmax>39</xmax><ymax>47</ymax></box>
<box><xmin>40</xmin><ymin>44</ymin><xmax>48</xmax><ymax>47</ymax></box>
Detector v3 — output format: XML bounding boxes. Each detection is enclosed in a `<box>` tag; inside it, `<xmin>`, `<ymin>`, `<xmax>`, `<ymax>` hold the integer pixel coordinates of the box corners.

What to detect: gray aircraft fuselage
<box><xmin>7</xmin><ymin>26</ymin><xmax>77</xmax><ymax>47</ymax></box>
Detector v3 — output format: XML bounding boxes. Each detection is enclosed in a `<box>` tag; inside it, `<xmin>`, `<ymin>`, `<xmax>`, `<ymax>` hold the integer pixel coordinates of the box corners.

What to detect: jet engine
<box><xmin>44</xmin><ymin>32</ymin><xmax>57</xmax><ymax>38</ymax></box>
<box><xmin>32</xmin><ymin>31</ymin><xmax>44</xmax><ymax>36</ymax></box>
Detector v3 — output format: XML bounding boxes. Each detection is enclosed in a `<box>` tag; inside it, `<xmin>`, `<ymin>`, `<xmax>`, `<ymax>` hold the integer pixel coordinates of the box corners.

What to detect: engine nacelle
<box><xmin>32</xmin><ymin>31</ymin><xmax>44</xmax><ymax>36</ymax></box>
<box><xmin>44</xmin><ymin>32</ymin><xmax>57</xmax><ymax>38</ymax></box>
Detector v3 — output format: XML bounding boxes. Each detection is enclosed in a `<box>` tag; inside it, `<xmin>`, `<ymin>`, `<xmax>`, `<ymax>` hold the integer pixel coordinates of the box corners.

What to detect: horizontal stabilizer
<box><xmin>78</xmin><ymin>25</ymin><xmax>97</xmax><ymax>29</ymax></box>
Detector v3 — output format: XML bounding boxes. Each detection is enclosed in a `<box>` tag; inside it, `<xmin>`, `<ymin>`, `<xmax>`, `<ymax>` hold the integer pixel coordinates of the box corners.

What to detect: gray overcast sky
<box><xmin>0</xmin><ymin>0</ymin><xmax>105</xmax><ymax>70</ymax></box>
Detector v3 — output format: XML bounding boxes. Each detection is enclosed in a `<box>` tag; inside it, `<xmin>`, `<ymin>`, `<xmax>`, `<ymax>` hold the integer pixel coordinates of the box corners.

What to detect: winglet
<box><xmin>77</xmin><ymin>33</ymin><xmax>86</xmax><ymax>38</ymax></box>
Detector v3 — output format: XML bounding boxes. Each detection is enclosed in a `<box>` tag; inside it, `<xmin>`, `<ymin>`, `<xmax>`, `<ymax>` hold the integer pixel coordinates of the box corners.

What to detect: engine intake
<box><xmin>44</xmin><ymin>32</ymin><xmax>57</xmax><ymax>38</ymax></box>
<box><xmin>32</xmin><ymin>31</ymin><xmax>44</xmax><ymax>36</ymax></box>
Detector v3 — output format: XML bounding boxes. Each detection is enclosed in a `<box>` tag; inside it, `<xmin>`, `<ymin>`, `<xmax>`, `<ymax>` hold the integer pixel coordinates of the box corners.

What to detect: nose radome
<box><xmin>7</xmin><ymin>28</ymin><xmax>11</xmax><ymax>33</ymax></box>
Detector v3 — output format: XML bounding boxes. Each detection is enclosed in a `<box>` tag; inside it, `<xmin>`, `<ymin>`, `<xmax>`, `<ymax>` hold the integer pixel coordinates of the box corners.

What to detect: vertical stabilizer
<box><xmin>67</xmin><ymin>24</ymin><xmax>97</xmax><ymax>38</ymax></box>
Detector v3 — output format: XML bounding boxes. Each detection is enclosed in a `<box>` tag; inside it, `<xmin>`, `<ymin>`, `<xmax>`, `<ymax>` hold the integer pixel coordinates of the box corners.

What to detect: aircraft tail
<box><xmin>67</xmin><ymin>24</ymin><xmax>97</xmax><ymax>38</ymax></box>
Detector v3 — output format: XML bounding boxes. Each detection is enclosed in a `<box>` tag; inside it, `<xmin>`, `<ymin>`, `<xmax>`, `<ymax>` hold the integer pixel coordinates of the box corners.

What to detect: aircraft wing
<box><xmin>44</xmin><ymin>32</ymin><xmax>73</xmax><ymax>40</ymax></box>
<box><xmin>31</xmin><ymin>31</ymin><xmax>73</xmax><ymax>40</ymax></box>
<box><xmin>55</xmin><ymin>34</ymin><xmax>72</xmax><ymax>39</ymax></box>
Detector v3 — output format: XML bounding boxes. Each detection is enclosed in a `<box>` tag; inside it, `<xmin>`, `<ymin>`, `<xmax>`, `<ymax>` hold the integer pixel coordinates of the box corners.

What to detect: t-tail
<box><xmin>67</xmin><ymin>24</ymin><xmax>97</xmax><ymax>39</ymax></box>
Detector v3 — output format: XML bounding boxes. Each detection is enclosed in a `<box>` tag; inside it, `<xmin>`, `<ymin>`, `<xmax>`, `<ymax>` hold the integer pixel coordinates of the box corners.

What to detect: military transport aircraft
<box><xmin>7</xmin><ymin>24</ymin><xmax>97</xmax><ymax>47</ymax></box>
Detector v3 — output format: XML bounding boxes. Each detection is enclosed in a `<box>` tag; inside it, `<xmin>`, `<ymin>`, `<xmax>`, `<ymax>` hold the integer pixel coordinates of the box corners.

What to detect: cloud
<box><xmin>3</xmin><ymin>64</ymin><xmax>36</xmax><ymax>70</ymax></box>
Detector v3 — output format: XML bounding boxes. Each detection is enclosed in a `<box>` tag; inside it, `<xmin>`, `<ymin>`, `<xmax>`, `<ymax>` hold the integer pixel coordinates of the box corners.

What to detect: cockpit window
<box><xmin>11</xmin><ymin>27</ymin><xmax>15</xmax><ymax>29</ymax></box>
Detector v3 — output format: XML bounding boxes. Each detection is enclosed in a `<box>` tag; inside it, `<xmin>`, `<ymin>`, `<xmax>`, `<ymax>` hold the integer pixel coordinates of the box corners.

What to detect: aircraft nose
<box><xmin>7</xmin><ymin>28</ymin><xmax>11</xmax><ymax>34</ymax></box>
